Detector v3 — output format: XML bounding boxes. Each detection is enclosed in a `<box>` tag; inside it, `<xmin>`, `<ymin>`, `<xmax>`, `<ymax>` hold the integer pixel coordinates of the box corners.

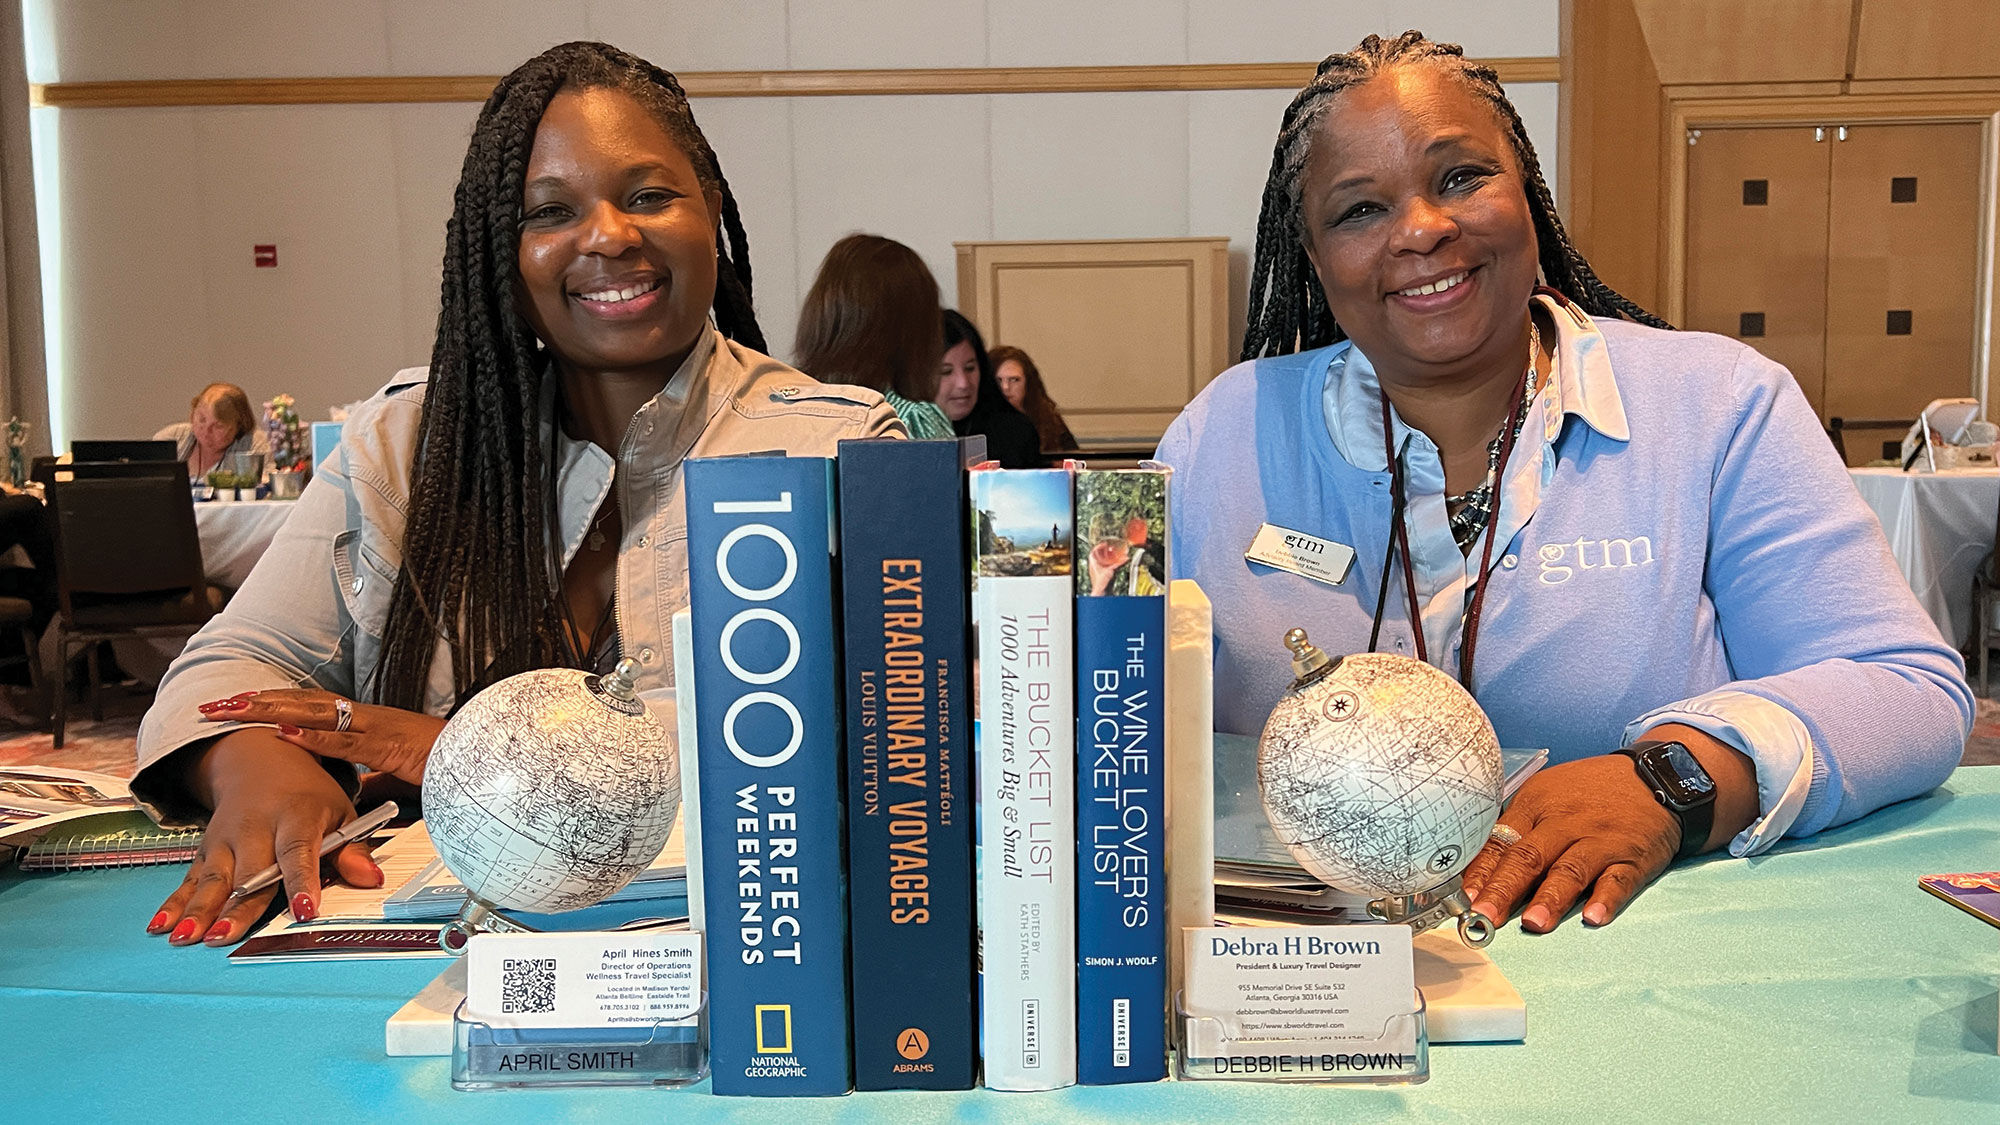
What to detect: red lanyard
<box><xmin>1376</xmin><ymin>365</ymin><xmax>1530</xmax><ymax>692</ymax></box>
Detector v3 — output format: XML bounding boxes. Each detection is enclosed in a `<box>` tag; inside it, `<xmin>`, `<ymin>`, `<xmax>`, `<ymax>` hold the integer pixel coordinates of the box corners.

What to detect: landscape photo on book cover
<box><xmin>973</xmin><ymin>472</ymin><xmax>1074</xmax><ymax>579</ymax></box>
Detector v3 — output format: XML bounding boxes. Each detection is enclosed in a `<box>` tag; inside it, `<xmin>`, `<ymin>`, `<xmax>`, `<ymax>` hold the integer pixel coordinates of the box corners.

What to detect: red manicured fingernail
<box><xmin>277</xmin><ymin>723</ymin><xmax>302</xmax><ymax>736</ymax></box>
<box><xmin>364</xmin><ymin>859</ymin><xmax>386</xmax><ymax>888</ymax></box>
<box><xmin>291</xmin><ymin>892</ymin><xmax>317</xmax><ymax>922</ymax></box>
<box><xmin>203</xmin><ymin>919</ymin><xmax>232</xmax><ymax>943</ymax></box>
<box><xmin>206</xmin><ymin>698</ymin><xmax>250</xmax><ymax>712</ymax></box>
<box><xmin>170</xmin><ymin>918</ymin><xmax>199</xmax><ymax>942</ymax></box>
<box><xmin>148</xmin><ymin>910</ymin><xmax>171</xmax><ymax>933</ymax></box>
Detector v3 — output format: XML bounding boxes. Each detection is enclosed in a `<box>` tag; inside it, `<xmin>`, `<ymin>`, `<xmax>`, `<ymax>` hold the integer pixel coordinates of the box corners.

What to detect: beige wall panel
<box><xmin>687</xmin><ymin>97</ymin><xmax>801</xmax><ymax>361</ymax></box>
<box><xmin>786</xmin><ymin>0</ymin><xmax>988</xmax><ymax>70</ymax></box>
<box><xmin>390</xmin><ymin>102</ymin><xmax>481</xmax><ymax>373</ymax></box>
<box><xmin>51</xmin><ymin>107</ymin><xmax>208</xmax><ymax>443</ymax></box>
<box><xmin>1187</xmin><ymin>87</ymin><xmax>1297</xmax><ymax>363</ymax></box>
<box><xmin>383</xmin><ymin>1</ymin><xmax>588</xmax><ymax>75</ymax></box>
<box><xmin>987</xmin><ymin>0</ymin><xmax>1186</xmax><ymax>67</ymax></box>
<box><xmin>1682</xmin><ymin>126</ymin><xmax>1832</xmax><ymax>414</ymax></box>
<box><xmin>1385</xmin><ymin>0</ymin><xmax>1562</xmax><ymax>57</ymax></box>
<box><xmin>589</xmin><ymin>0</ymin><xmax>791</xmax><ymax>72</ymax></box>
<box><xmin>1822</xmin><ymin>122</ymin><xmax>1984</xmax><ymax>422</ymax></box>
<box><xmin>991</xmin><ymin>92</ymin><xmax>1190</xmax><ymax>241</ymax></box>
<box><xmin>788</xmin><ymin>95</ymin><xmax>993</xmax><ymax>359</ymax></box>
<box><xmin>1185</xmin><ymin>2</ymin><xmax>1393</xmax><ymax>65</ymax></box>
<box><xmin>957</xmin><ymin>238</ymin><xmax>1228</xmax><ymax>443</ymax></box>
<box><xmin>1854</xmin><ymin>1</ymin><xmax>2000</xmax><ymax>80</ymax></box>
<box><xmin>190</xmin><ymin>106</ymin><xmax>412</xmax><ymax>427</ymax></box>
<box><xmin>186</xmin><ymin>1</ymin><xmax>392</xmax><ymax>79</ymax></box>
<box><xmin>22</xmin><ymin>0</ymin><xmax>196</xmax><ymax>83</ymax></box>
<box><xmin>1630</xmin><ymin>0</ymin><xmax>1852</xmax><ymax>84</ymax></box>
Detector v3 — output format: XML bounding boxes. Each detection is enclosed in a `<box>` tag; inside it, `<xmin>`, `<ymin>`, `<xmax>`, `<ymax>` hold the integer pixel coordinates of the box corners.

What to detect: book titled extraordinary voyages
<box><xmin>1071</xmin><ymin>464</ymin><xmax>1170</xmax><ymax>1084</ymax></box>
<box><xmin>685</xmin><ymin>455</ymin><xmax>852</xmax><ymax>1096</ymax></box>
<box><xmin>837</xmin><ymin>439</ymin><xmax>978</xmax><ymax>1090</ymax></box>
<box><xmin>969</xmin><ymin>464</ymin><xmax>1078</xmax><ymax>1091</ymax></box>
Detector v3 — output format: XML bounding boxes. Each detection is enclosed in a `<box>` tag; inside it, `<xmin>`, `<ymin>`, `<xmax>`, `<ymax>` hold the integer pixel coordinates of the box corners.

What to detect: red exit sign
<box><xmin>253</xmin><ymin>244</ymin><xmax>277</xmax><ymax>268</ymax></box>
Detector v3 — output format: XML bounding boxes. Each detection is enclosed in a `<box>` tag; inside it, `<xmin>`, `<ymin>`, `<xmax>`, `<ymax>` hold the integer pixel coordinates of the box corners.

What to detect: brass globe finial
<box><xmin>1285</xmin><ymin>627</ymin><xmax>1331</xmax><ymax>680</ymax></box>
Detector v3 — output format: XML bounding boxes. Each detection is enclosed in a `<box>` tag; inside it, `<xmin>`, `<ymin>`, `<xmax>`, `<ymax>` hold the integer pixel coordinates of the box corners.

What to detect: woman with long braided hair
<box><xmin>134</xmin><ymin>42</ymin><xmax>901</xmax><ymax>947</ymax></box>
<box><xmin>1158</xmin><ymin>31</ymin><xmax>1967</xmax><ymax>935</ymax></box>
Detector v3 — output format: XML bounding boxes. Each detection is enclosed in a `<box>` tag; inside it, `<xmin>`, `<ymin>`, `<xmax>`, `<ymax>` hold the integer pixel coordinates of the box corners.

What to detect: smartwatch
<box><xmin>1614</xmin><ymin>740</ymin><xmax>1716</xmax><ymax>859</ymax></box>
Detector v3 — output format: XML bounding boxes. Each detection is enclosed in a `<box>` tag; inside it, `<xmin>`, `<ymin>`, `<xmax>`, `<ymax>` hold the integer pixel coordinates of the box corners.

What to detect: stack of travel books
<box><xmin>681</xmin><ymin>442</ymin><xmax>1174</xmax><ymax>1095</ymax></box>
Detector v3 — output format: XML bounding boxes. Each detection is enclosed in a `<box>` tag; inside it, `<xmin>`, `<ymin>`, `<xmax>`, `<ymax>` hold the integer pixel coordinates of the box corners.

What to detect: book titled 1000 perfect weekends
<box><xmin>969</xmin><ymin>464</ymin><xmax>1078</xmax><ymax>1091</ymax></box>
<box><xmin>837</xmin><ymin>438</ymin><xmax>978</xmax><ymax>1090</ymax></box>
<box><xmin>685</xmin><ymin>454</ymin><xmax>852</xmax><ymax>1096</ymax></box>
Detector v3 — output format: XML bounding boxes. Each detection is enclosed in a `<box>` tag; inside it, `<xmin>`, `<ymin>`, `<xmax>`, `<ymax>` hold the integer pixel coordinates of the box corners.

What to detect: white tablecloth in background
<box><xmin>1848</xmin><ymin>466</ymin><xmax>2000</xmax><ymax>646</ymax></box>
<box><xmin>195</xmin><ymin>499</ymin><xmax>297</xmax><ymax>589</ymax></box>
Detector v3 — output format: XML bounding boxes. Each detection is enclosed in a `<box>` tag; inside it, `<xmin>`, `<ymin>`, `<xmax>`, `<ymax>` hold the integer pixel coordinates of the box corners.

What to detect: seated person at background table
<box><xmin>990</xmin><ymin>344</ymin><xmax>1079</xmax><ymax>455</ymax></box>
<box><xmin>130</xmin><ymin>41</ymin><xmax>902</xmax><ymax>948</ymax></box>
<box><xmin>1154</xmin><ymin>31</ymin><xmax>1971</xmax><ymax>935</ymax></box>
<box><xmin>154</xmin><ymin>382</ymin><xmax>269</xmax><ymax>482</ymax></box>
<box><xmin>793</xmin><ymin>233</ymin><xmax>956</xmax><ymax>440</ymax></box>
<box><xmin>936</xmin><ymin>309</ymin><xmax>1042</xmax><ymax>468</ymax></box>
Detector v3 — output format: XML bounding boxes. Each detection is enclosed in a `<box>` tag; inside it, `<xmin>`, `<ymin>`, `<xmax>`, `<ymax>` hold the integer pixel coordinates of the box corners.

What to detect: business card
<box><xmin>1182</xmin><ymin>925</ymin><xmax>1416</xmax><ymax>1069</ymax></box>
<box><xmin>464</xmin><ymin>931</ymin><xmax>701</xmax><ymax>1030</ymax></box>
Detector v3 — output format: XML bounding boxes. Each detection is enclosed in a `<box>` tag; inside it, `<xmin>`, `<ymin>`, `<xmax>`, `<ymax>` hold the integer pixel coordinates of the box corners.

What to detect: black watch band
<box><xmin>1614</xmin><ymin>740</ymin><xmax>1716</xmax><ymax>860</ymax></box>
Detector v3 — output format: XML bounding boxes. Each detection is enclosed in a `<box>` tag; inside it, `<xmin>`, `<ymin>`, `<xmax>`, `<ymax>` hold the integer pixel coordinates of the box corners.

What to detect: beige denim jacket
<box><xmin>133</xmin><ymin>327</ymin><xmax>902</xmax><ymax>823</ymax></box>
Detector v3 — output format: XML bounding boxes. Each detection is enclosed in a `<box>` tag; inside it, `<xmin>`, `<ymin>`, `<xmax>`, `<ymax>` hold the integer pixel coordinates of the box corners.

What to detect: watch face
<box><xmin>1645</xmin><ymin>743</ymin><xmax>1715</xmax><ymax>808</ymax></box>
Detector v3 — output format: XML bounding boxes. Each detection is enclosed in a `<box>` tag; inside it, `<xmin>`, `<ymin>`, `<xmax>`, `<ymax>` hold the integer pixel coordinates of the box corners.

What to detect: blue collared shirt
<box><xmin>1157</xmin><ymin>297</ymin><xmax>1970</xmax><ymax>853</ymax></box>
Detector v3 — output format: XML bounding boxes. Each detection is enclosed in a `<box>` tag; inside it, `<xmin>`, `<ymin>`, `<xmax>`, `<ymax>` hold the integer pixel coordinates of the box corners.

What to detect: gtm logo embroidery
<box><xmin>1537</xmin><ymin>536</ymin><xmax>1654</xmax><ymax>585</ymax></box>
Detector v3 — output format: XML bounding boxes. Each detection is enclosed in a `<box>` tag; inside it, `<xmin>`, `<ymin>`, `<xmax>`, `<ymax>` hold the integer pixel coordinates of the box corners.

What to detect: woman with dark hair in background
<box><xmin>937</xmin><ymin>309</ymin><xmax>1041</xmax><ymax>468</ymax></box>
<box><xmin>794</xmin><ymin>233</ymin><xmax>956</xmax><ymax>439</ymax></box>
<box><xmin>156</xmin><ymin>382</ymin><xmax>270</xmax><ymax>481</ymax></box>
<box><xmin>989</xmin><ymin>344</ymin><xmax>1078</xmax><ymax>455</ymax></box>
<box><xmin>133</xmin><ymin>41</ymin><xmax>901</xmax><ymax>948</ymax></box>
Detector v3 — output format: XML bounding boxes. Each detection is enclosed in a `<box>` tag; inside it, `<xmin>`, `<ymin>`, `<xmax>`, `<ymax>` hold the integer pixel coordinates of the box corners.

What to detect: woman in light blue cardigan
<box><xmin>1157</xmin><ymin>33</ymin><xmax>1970</xmax><ymax>935</ymax></box>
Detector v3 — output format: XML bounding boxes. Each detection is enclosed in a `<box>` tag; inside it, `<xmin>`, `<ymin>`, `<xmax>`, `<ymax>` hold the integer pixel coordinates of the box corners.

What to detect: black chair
<box><xmin>70</xmin><ymin>439</ymin><xmax>178</xmax><ymax>463</ymax></box>
<box><xmin>32</xmin><ymin>455</ymin><xmax>187</xmax><ymax>488</ymax></box>
<box><xmin>45</xmin><ymin>461</ymin><xmax>223</xmax><ymax>746</ymax></box>
<box><xmin>1828</xmin><ymin>417</ymin><xmax>1916</xmax><ymax>464</ymax></box>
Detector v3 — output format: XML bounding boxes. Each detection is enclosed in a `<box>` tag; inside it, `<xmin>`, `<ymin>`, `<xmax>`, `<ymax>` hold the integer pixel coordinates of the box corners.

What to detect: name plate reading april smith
<box><xmin>1182</xmin><ymin>925</ymin><xmax>1418</xmax><ymax>1080</ymax></box>
<box><xmin>452</xmin><ymin>931</ymin><xmax>706</xmax><ymax>1089</ymax></box>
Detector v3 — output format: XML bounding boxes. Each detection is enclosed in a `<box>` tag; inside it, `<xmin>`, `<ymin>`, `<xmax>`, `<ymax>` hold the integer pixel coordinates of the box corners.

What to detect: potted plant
<box><xmin>264</xmin><ymin>393</ymin><xmax>310</xmax><ymax>500</ymax></box>
<box><xmin>207</xmin><ymin>469</ymin><xmax>240</xmax><ymax>502</ymax></box>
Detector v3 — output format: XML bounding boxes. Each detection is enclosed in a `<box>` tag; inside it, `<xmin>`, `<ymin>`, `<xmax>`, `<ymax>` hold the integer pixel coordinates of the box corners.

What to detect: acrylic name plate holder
<box><xmin>1174</xmin><ymin>925</ymin><xmax>1428</xmax><ymax>1085</ymax></box>
<box><xmin>448</xmin><ymin>930</ymin><xmax>708</xmax><ymax>1091</ymax></box>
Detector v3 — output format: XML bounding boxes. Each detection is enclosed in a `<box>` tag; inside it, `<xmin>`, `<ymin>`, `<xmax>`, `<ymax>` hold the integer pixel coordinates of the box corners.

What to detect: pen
<box><xmin>222</xmin><ymin>800</ymin><xmax>400</xmax><ymax>909</ymax></box>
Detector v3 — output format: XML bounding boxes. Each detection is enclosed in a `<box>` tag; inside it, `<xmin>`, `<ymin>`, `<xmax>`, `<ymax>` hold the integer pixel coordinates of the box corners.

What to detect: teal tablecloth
<box><xmin>6</xmin><ymin>769</ymin><xmax>2000</xmax><ymax>1121</ymax></box>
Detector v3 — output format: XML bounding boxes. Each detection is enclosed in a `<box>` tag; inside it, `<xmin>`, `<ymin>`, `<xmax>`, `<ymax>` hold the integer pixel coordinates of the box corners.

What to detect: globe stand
<box><xmin>1364</xmin><ymin>875</ymin><xmax>1492</xmax><ymax>948</ymax></box>
<box><xmin>438</xmin><ymin>895</ymin><xmax>541</xmax><ymax>955</ymax></box>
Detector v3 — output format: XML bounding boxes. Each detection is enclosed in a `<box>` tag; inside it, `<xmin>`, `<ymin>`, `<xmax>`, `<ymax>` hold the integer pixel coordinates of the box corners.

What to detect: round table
<box><xmin>194</xmin><ymin>498</ymin><xmax>299</xmax><ymax>590</ymax></box>
<box><xmin>1849</xmin><ymin>467</ymin><xmax>1999</xmax><ymax>647</ymax></box>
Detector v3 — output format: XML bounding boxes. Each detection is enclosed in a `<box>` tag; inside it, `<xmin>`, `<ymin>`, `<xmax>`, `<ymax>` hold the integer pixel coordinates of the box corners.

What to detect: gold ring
<box><xmin>1488</xmin><ymin>823</ymin><xmax>1523</xmax><ymax>849</ymax></box>
<box><xmin>333</xmin><ymin>698</ymin><xmax>354</xmax><ymax>733</ymax></box>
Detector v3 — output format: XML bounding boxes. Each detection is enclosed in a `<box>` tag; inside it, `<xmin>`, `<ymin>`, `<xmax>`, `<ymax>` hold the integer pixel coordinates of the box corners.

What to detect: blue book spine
<box><xmin>836</xmin><ymin>439</ymin><xmax>978</xmax><ymax>1091</ymax></box>
<box><xmin>685</xmin><ymin>455</ymin><xmax>852</xmax><ymax>1096</ymax></box>
<box><xmin>1072</xmin><ymin>467</ymin><xmax>1169</xmax><ymax>1084</ymax></box>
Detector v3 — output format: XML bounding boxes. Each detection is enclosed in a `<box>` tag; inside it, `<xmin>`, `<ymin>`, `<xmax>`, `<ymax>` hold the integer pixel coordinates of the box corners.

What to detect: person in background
<box><xmin>793</xmin><ymin>233</ymin><xmax>956</xmax><ymax>440</ymax></box>
<box><xmin>132</xmin><ymin>42</ymin><xmax>901</xmax><ymax>949</ymax></box>
<box><xmin>155</xmin><ymin>383</ymin><xmax>270</xmax><ymax>481</ymax></box>
<box><xmin>1155</xmin><ymin>31</ymin><xmax>1969</xmax><ymax>936</ymax></box>
<box><xmin>989</xmin><ymin>345</ymin><xmax>1079</xmax><ymax>455</ymax></box>
<box><xmin>937</xmin><ymin>310</ymin><xmax>1041</xmax><ymax>468</ymax></box>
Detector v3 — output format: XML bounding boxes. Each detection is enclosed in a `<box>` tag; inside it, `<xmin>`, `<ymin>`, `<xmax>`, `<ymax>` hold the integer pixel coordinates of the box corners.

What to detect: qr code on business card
<box><xmin>501</xmin><ymin>957</ymin><xmax>557</xmax><ymax>1014</ymax></box>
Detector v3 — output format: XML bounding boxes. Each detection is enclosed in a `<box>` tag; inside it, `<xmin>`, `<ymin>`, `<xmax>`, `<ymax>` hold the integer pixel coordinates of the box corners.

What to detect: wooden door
<box><xmin>1683</xmin><ymin>126</ymin><xmax>1832</xmax><ymax>414</ymax></box>
<box><xmin>1821</xmin><ymin>122</ymin><xmax>1983</xmax><ymax>460</ymax></box>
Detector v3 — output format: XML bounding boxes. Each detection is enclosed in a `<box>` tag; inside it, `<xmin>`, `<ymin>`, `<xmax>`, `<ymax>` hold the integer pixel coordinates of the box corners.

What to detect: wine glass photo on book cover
<box><xmin>422</xmin><ymin>657</ymin><xmax>681</xmax><ymax>952</ymax></box>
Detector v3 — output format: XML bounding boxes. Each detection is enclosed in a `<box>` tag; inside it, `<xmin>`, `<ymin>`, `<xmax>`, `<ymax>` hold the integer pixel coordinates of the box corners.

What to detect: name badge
<box><xmin>1245</xmin><ymin>524</ymin><xmax>1355</xmax><ymax>587</ymax></box>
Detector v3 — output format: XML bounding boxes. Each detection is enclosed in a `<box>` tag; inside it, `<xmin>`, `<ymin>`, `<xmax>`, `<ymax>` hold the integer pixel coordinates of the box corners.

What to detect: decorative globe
<box><xmin>422</xmin><ymin>659</ymin><xmax>679</xmax><ymax>914</ymax></box>
<box><xmin>1258</xmin><ymin>635</ymin><xmax>1501</xmax><ymax>897</ymax></box>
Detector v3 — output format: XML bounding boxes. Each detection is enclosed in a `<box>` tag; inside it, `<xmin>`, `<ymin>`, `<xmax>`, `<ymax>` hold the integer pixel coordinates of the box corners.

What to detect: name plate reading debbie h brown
<box><xmin>1182</xmin><ymin>925</ymin><xmax>1419</xmax><ymax>1081</ymax></box>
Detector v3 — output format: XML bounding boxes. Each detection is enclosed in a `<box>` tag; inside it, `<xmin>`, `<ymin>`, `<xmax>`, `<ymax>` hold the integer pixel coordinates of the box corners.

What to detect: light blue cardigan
<box><xmin>1156</xmin><ymin>296</ymin><xmax>1971</xmax><ymax>855</ymax></box>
